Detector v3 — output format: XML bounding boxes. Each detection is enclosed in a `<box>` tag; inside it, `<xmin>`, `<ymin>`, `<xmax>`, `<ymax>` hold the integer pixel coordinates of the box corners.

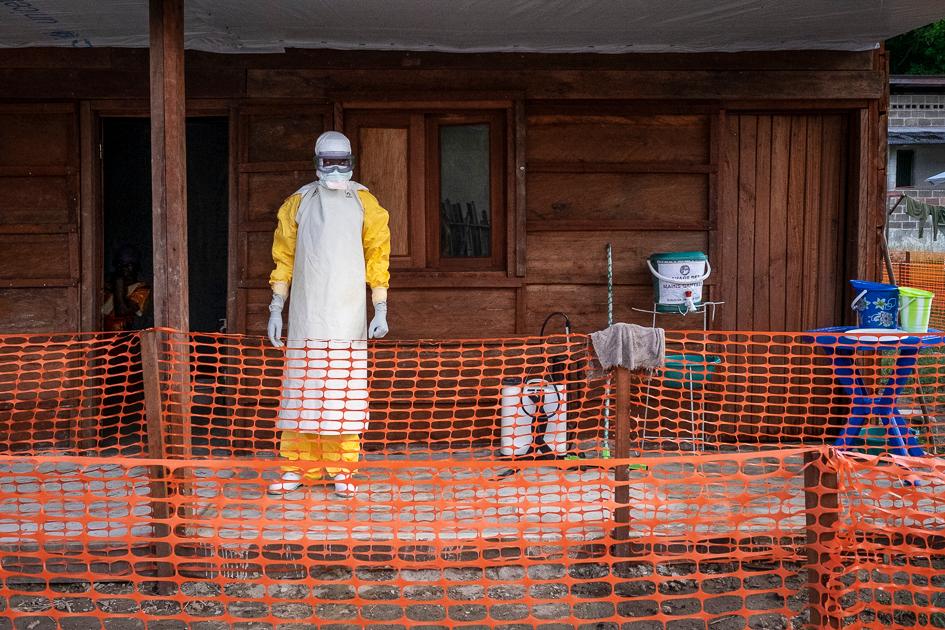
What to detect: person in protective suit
<box><xmin>266</xmin><ymin>131</ymin><xmax>391</xmax><ymax>496</ymax></box>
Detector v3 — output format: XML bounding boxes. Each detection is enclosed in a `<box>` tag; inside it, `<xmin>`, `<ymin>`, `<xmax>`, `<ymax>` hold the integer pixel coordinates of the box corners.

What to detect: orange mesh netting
<box><xmin>0</xmin><ymin>327</ymin><xmax>944</xmax><ymax>629</ymax></box>
<box><xmin>886</xmin><ymin>251</ymin><xmax>945</xmax><ymax>330</ymax></box>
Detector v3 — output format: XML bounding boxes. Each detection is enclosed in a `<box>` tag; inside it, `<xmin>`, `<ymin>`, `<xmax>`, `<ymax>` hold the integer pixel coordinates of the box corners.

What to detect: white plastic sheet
<box><xmin>1</xmin><ymin>0</ymin><xmax>943</xmax><ymax>53</ymax></box>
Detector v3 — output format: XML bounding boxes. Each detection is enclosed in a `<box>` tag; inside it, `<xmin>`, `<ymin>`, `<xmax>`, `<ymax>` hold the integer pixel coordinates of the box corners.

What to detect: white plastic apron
<box><xmin>277</xmin><ymin>181</ymin><xmax>370</xmax><ymax>434</ymax></box>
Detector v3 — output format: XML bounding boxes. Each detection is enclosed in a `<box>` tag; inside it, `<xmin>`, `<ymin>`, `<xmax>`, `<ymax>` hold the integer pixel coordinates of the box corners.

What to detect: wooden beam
<box><xmin>512</xmin><ymin>100</ymin><xmax>526</xmax><ymax>277</ymax></box>
<box><xmin>613</xmin><ymin>367</ymin><xmax>632</xmax><ymax>460</ymax></box>
<box><xmin>248</xmin><ymin>68</ymin><xmax>886</xmax><ymax>101</ymax></box>
<box><xmin>141</xmin><ymin>330</ymin><xmax>168</xmax><ymax>461</ymax></box>
<box><xmin>0</xmin><ymin>47</ymin><xmax>878</xmax><ymax>73</ymax></box>
<box><xmin>149</xmin><ymin>0</ymin><xmax>189</xmax><ymax>331</ymax></box>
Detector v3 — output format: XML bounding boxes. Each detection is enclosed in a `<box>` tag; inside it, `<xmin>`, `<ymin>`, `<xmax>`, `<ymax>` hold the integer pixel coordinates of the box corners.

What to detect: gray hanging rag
<box><xmin>590</xmin><ymin>323</ymin><xmax>665</xmax><ymax>371</ymax></box>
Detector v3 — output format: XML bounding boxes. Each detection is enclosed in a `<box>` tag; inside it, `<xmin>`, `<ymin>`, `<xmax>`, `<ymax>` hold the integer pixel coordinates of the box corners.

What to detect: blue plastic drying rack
<box><xmin>811</xmin><ymin>326</ymin><xmax>941</xmax><ymax>458</ymax></box>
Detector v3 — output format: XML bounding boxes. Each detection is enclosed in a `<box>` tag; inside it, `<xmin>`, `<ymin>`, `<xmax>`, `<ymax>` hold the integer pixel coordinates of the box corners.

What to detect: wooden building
<box><xmin>0</xmin><ymin>2</ymin><xmax>943</xmax><ymax>339</ymax></box>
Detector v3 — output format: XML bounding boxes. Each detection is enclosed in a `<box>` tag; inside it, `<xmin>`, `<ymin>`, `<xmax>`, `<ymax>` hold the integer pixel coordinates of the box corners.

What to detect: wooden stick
<box><xmin>882</xmin><ymin>193</ymin><xmax>905</xmax><ymax>284</ymax></box>
<box><xmin>804</xmin><ymin>449</ymin><xmax>841</xmax><ymax>629</ymax></box>
<box><xmin>613</xmin><ymin>366</ymin><xmax>632</xmax><ymax>556</ymax></box>
<box><xmin>141</xmin><ymin>330</ymin><xmax>167</xmax><ymax>463</ymax></box>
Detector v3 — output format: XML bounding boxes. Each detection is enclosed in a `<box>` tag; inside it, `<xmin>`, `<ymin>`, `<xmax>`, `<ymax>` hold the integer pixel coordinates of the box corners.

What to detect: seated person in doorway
<box><xmin>266</xmin><ymin>131</ymin><xmax>391</xmax><ymax>497</ymax></box>
<box><xmin>102</xmin><ymin>245</ymin><xmax>153</xmax><ymax>331</ymax></box>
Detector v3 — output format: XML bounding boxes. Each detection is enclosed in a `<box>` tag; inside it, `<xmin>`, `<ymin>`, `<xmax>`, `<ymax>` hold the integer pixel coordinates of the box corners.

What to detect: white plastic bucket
<box><xmin>647</xmin><ymin>251</ymin><xmax>711</xmax><ymax>313</ymax></box>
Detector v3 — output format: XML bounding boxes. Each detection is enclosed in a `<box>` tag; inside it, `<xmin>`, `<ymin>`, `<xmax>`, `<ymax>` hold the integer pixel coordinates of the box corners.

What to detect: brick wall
<box><xmin>889</xmin><ymin>94</ymin><xmax>945</xmax><ymax>127</ymax></box>
<box><xmin>887</xmin><ymin>94</ymin><xmax>945</xmax><ymax>251</ymax></box>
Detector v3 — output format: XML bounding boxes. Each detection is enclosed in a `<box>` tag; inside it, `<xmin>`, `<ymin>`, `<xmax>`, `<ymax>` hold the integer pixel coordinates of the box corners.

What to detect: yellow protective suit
<box><xmin>270</xmin><ymin>187</ymin><xmax>391</xmax><ymax>302</ymax></box>
<box><xmin>279</xmin><ymin>431</ymin><xmax>360</xmax><ymax>481</ymax></box>
<box><xmin>269</xmin><ymin>180</ymin><xmax>390</xmax><ymax>478</ymax></box>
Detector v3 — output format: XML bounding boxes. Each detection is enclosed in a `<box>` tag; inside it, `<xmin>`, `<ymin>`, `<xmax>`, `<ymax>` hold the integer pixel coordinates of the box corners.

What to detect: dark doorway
<box><xmin>101</xmin><ymin>116</ymin><xmax>229</xmax><ymax>332</ymax></box>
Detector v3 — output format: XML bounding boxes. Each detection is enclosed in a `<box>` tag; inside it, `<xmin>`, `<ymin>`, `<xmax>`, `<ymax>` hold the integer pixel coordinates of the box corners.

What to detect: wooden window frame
<box><xmin>426</xmin><ymin>111</ymin><xmax>506</xmax><ymax>271</ymax></box>
<box><xmin>895</xmin><ymin>148</ymin><xmax>915</xmax><ymax>188</ymax></box>
<box><xmin>343</xmin><ymin>103</ymin><xmax>516</xmax><ymax>277</ymax></box>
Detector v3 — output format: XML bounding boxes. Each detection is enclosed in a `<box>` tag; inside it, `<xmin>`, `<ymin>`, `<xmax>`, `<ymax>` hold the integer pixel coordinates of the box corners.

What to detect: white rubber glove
<box><xmin>368</xmin><ymin>301</ymin><xmax>388</xmax><ymax>339</ymax></box>
<box><xmin>267</xmin><ymin>294</ymin><xmax>285</xmax><ymax>348</ymax></box>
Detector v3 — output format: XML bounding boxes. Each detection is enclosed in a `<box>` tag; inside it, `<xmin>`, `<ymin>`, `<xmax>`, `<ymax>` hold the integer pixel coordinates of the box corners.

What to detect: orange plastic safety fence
<box><xmin>153</xmin><ymin>329</ymin><xmax>603</xmax><ymax>460</ymax></box>
<box><xmin>817</xmin><ymin>450</ymin><xmax>945</xmax><ymax>628</ymax></box>
<box><xmin>638</xmin><ymin>331</ymin><xmax>945</xmax><ymax>457</ymax></box>
<box><xmin>886</xmin><ymin>254</ymin><xmax>945</xmax><ymax>330</ymax></box>
<box><xmin>0</xmin><ymin>327</ymin><xmax>943</xmax><ymax>629</ymax></box>
<box><xmin>7</xmin><ymin>328</ymin><xmax>945</xmax><ymax>460</ymax></box>
<box><xmin>0</xmin><ymin>331</ymin><xmax>145</xmax><ymax>456</ymax></box>
<box><xmin>1</xmin><ymin>449</ymin><xmax>821</xmax><ymax>630</ymax></box>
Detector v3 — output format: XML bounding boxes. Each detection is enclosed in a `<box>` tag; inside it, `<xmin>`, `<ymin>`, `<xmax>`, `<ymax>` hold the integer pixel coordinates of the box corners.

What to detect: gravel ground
<box><xmin>1</xmin><ymin>555</ymin><xmax>812</xmax><ymax>630</ymax></box>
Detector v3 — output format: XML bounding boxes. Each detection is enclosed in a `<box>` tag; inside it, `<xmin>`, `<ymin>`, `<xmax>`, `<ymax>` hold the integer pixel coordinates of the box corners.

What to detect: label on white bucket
<box><xmin>655</xmin><ymin>260</ymin><xmax>706</xmax><ymax>305</ymax></box>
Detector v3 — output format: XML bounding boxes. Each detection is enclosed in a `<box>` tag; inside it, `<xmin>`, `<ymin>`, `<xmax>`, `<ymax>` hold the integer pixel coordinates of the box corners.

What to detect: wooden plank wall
<box><xmin>523</xmin><ymin>107</ymin><xmax>713</xmax><ymax>334</ymax></box>
<box><xmin>0</xmin><ymin>47</ymin><xmax>887</xmax><ymax>340</ymax></box>
<box><xmin>170</xmin><ymin>104</ymin><xmax>852</xmax><ymax>339</ymax></box>
<box><xmin>235</xmin><ymin>106</ymin><xmax>329</xmax><ymax>334</ymax></box>
<box><xmin>0</xmin><ymin>47</ymin><xmax>888</xmax><ymax>448</ymax></box>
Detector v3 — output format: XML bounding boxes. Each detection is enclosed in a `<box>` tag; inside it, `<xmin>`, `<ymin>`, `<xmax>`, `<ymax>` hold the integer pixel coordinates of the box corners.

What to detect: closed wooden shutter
<box><xmin>0</xmin><ymin>104</ymin><xmax>80</xmax><ymax>332</ymax></box>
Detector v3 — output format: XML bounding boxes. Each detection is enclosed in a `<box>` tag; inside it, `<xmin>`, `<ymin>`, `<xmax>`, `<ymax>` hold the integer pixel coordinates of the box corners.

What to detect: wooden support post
<box><xmin>804</xmin><ymin>448</ymin><xmax>841</xmax><ymax>629</ymax></box>
<box><xmin>149</xmin><ymin>0</ymin><xmax>189</xmax><ymax>332</ymax></box>
<box><xmin>149</xmin><ymin>0</ymin><xmax>192</xmax><ymax>461</ymax></box>
<box><xmin>613</xmin><ymin>366</ymin><xmax>632</xmax><ymax>557</ymax></box>
<box><xmin>142</xmin><ymin>330</ymin><xmax>168</xmax><ymax>463</ymax></box>
<box><xmin>140</xmin><ymin>329</ymin><xmax>175</xmax><ymax>592</ymax></box>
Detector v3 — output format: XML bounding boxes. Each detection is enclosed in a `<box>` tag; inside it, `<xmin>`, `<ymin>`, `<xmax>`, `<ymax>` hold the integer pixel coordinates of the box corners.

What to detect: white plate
<box><xmin>843</xmin><ymin>328</ymin><xmax>905</xmax><ymax>343</ymax></box>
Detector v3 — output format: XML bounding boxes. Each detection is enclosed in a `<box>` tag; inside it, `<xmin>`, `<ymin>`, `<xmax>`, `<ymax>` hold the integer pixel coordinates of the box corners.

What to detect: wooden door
<box><xmin>715</xmin><ymin>112</ymin><xmax>852</xmax><ymax>443</ymax></box>
<box><xmin>0</xmin><ymin>104</ymin><xmax>80</xmax><ymax>332</ymax></box>
<box><xmin>232</xmin><ymin>105</ymin><xmax>330</xmax><ymax>335</ymax></box>
<box><xmin>720</xmin><ymin>113</ymin><xmax>850</xmax><ymax>331</ymax></box>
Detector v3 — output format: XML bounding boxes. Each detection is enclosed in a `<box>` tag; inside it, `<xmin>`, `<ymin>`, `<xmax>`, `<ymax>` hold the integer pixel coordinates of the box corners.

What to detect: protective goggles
<box><xmin>315</xmin><ymin>153</ymin><xmax>354</xmax><ymax>174</ymax></box>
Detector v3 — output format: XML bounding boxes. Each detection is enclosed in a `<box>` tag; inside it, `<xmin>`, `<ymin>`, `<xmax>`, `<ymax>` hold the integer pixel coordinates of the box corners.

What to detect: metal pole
<box><xmin>607</xmin><ymin>244</ymin><xmax>614</xmax><ymax>327</ymax></box>
<box><xmin>603</xmin><ymin>244</ymin><xmax>614</xmax><ymax>458</ymax></box>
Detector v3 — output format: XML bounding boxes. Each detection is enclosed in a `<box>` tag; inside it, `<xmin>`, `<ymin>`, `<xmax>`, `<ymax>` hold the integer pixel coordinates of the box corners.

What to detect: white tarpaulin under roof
<box><xmin>2</xmin><ymin>0</ymin><xmax>944</xmax><ymax>54</ymax></box>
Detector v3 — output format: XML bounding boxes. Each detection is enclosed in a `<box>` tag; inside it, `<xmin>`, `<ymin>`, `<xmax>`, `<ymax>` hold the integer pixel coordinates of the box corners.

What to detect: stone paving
<box><xmin>0</xmin><ymin>449</ymin><xmax>810</xmax><ymax>546</ymax></box>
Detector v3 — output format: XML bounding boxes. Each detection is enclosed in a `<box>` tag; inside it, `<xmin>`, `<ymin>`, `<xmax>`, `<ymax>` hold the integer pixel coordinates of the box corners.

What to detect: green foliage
<box><xmin>887</xmin><ymin>19</ymin><xmax>945</xmax><ymax>75</ymax></box>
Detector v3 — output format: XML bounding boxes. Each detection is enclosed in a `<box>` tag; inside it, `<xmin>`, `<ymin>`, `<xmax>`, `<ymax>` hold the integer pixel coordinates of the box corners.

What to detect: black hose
<box><xmin>540</xmin><ymin>312</ymin><xmax>572</xmax><ymax>337</ymax></box>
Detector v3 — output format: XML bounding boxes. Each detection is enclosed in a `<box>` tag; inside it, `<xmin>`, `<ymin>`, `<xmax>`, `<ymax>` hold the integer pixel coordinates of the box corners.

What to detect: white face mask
<box><xmin>318</xmin><ymin>170</ymin><xmax>352</xmax><ymax>190</ymax></box>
